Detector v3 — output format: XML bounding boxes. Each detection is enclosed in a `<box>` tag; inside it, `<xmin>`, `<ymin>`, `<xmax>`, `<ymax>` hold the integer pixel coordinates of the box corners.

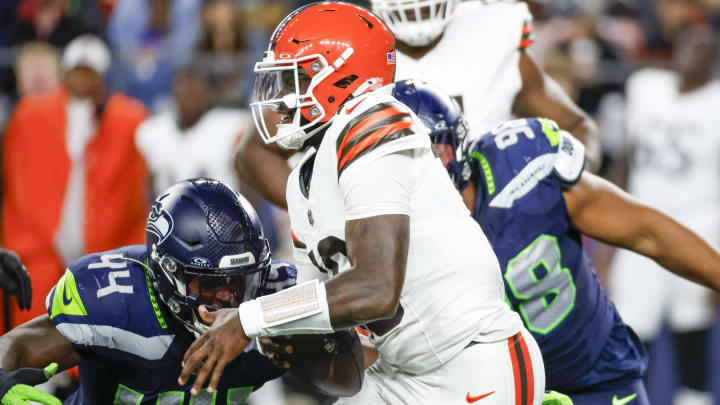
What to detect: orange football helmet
<box><xmin>251</xmin><ymin>2</ymin><xmax>396</xmax><ymax>149</ymax></box>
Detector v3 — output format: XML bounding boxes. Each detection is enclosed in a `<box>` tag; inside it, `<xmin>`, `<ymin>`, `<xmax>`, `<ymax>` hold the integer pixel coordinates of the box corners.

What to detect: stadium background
<box><xmin>1</xmin><ymin>0</ymin><xmax>720</xmax><ymax>404</ymax></box>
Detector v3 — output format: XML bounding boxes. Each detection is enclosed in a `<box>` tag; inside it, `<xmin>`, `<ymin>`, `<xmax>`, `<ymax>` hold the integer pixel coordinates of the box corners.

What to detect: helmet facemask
<box><xmin>149</xmin><ymin>243</ymin><xmax>269</xmax><ymax>337</ymax></box>
<box><xmin>372</xmin><ymin>0</ymin><xmax>457</xmax><ymax>47</ymax></box>
<box><xmin>251</xmin><ymin>51</ymin><xmax>346</xmax><ymax>150</ymax></box>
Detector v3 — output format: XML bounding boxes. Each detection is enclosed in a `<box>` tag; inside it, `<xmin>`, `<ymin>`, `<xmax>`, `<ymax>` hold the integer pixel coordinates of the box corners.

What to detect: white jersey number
<box><xmin>89</xmin><ymin>254</ymin><xmax>134</xmax><ymax>298</ymax></box>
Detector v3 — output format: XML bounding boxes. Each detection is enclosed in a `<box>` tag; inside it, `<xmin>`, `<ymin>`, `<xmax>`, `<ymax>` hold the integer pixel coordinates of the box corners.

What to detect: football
<box><xmin>286</xmin><ymin>329</ymin><xmax>365</xmax><ymax>397</ymax></box>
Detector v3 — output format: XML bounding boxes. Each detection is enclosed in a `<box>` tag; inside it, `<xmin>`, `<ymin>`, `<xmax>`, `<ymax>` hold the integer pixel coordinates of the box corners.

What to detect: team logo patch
<box><xmin>190</xmin><ymin>257</ymin><xmax>212</xmax><ymax>268</ymax></box>
<box><xmin>147</xmin><ymin>203</ymin><xmax>174</xmax><ymax>245</ymax></box>
<box><xmin>386</xmin><ymin>50</ymin><xmax>396</xmax><ymax>65</ymax></box>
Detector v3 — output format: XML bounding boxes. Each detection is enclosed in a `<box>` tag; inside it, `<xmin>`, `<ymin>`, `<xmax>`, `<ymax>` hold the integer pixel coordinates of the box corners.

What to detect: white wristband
<box><xmin>239</xmin><ymin>279</ymin><xmax>334</xmax><ymax>339</ymax></box>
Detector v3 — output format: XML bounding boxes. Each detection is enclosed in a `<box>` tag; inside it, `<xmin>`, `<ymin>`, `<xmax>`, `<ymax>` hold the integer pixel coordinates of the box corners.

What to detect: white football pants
<box><xmin>336</xmin><ymin>328</ymin><xmax>544</xmax><ymax>405</ymax></box>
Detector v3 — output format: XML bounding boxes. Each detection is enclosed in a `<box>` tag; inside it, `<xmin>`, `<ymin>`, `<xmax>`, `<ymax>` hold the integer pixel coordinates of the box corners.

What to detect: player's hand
<box><xmin>0</xmin><ymin>249</ymin><xmax>31</xmax><ymax>310</ymax></box>
<box><xmin>258</xmin><ymin>336</ymin><xmax>293</xmax><ymax>369</ymax></box>
<box><xmin>542</xmin><ymin>391</ymin><xmax>574</xmax><ymax>405</ymax></box>
<box><xmin>0</xmin><ymin>363</ymin><xmax>61</xmax><ymax>405</ymax></box>
<box><xmin>179</xmin><ymin>306</ymin><xmax>250</xmax><ymax>396</ymax></box>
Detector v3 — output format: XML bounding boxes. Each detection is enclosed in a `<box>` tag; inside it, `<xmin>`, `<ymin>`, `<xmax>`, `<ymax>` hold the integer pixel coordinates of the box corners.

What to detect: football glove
<box><xmin>0</xmin><ymin>363</ymin><xmax>61</xmax><ymax>405</ymax></box>
<box><xmin>543</xmin><ymin>390</ymin><xmax>574</xmax><ymax>405</ymax></box>
<box><xmin>0</xmin><ymin>249</ymin><xmax>31</xmax><ymax>310</ymax></box>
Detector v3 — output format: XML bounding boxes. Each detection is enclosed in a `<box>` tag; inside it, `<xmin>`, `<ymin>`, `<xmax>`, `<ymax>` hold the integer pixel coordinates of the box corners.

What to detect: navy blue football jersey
<box><xmin>46</xmin><ymin>245</ymin><xmax>295</xmax><ymax>404</ymax></box>
<box><xmin>465</xmin><ymin>118</ymin><xmax>647</xmax><ymax>391</ymax></box>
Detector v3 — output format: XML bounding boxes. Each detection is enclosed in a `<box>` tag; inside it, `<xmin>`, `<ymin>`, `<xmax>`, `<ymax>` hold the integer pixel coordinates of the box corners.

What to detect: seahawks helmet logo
<box><xmin>147</xmin><ymin>203</ymin><xmax>174</xmax><ymax>245</ymax></box>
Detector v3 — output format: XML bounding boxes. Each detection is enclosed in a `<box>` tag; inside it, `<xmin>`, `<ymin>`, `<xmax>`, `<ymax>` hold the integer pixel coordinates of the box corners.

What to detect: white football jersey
<box><xmin>286</xmin><ymin>86</ymin><xmax>522</xmax><ymax>374</ymax></box>
<box><xmin>135</xmin><ymin>108</ymin><xmax>253</xmax><ymax>193</ymax></box>
<box><xmin>623</xmin><ymin>68</ymin><xmax>720</xmax><ymax>244</ymax></box>
<box><xmin>395</xmin><ymin>0</ymin><xmax>533</xmax><ymax>136</ymax></box>
<box><xmin>609</xmin><ymin>69</ymin><xmax>720</xmax><ymax>338</ymax></box>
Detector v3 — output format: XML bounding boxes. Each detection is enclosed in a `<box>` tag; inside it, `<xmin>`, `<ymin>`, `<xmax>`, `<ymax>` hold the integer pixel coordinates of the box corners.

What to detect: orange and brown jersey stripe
<box><xmin>519</xmin><ymin>21</ymin><xmax>535</xmax><ymax>50</ymax></box>
<box><xmin>336</xmin><ymin>102</ymin><xmax>415</xmax><ymax>175</ymax></box>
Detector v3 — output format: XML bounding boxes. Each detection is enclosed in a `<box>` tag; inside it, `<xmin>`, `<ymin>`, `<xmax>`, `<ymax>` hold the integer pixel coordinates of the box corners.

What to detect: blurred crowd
<box><xmin>1</xmin><ymin>0</ymin><xmax>720</xmax><ymax>404</ymax></box>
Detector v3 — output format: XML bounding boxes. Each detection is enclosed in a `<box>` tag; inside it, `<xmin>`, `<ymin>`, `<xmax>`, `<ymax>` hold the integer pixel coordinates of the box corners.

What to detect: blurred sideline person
<box><xmin>0</xmin><ymin>42</ymin><xmax>61</xmax><ymax>131</ymax></box>
<box><xmin>180</xmin><ymin>4</ymin><xmax>544</xmax><ymax>404</ymax></box>
<box><xmin>14</xmin><ymin>42</ymin><xmax>62</xmax><ymax>98</ymax></box>
<box><xmin>233</xmin><ymin>0</ymin><xmax>601</xmax><ymax>213</ymax></box>
<box><xmin>0</xmin><ymin>178</ymin><xmax>296</xmax><ymax>405</ymax></box>
<box><xmin>394</xmin><ymin>81</ymin><xmax>720</xmax><ymax>405</ymax></box>
<box><xmin>2</xmin><ymin>34</ymin><xmax>149</xmax><ymax>329</ymax></box>
<box><xmin>609</xmin><ymin>25</ymin><xmax>720</xmax><ymax>405</ymax></box>
<box><xmin>135</xmin><ymin>63</ymin><xmax>253</xmax><ymax>196</ymax></box>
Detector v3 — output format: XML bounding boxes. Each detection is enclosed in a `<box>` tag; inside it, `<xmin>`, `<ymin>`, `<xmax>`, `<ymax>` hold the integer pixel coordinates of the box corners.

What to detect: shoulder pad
<box><xmin>335</xmin><ymin>100</ymin><xmax>416</xmax><ymax>175</ymax></box>
<box><xmin>552</xmin><ymin>131</ymin><xmax>585</xmax><ymax>187</ymax></box>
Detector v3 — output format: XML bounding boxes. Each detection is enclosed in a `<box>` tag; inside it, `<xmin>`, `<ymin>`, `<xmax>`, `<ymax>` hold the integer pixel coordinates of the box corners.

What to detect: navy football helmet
<box><xmin>393</xmin><ymin>79</ymin><xmax>470</xmax><ymax>189</ymax></box>
<box><xmin>145</xmin><ymin>178</ymin><xmax>271</xmax><ymax>336</ymax></box>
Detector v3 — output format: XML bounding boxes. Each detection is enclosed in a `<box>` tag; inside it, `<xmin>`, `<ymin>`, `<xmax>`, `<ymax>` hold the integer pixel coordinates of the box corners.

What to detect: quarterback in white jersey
<box><xmin>233</xmin><ymin>0</ymin><xmax>599</xmax><ymax>212</ymax></box>
<box><xmin>609</xmin><ymin>26</ymin><xmax>720</xmax><ymax>405</ymax></box>
<box><xmin>180</xmin><ymin>3</ymin><xmax>543</xmax><ymax>404</ymax></box>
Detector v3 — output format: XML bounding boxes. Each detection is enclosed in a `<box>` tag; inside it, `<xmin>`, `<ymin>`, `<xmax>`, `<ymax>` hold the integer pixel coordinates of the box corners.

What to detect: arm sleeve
<box><xmin>339</xmin><ymin>150</ymin><xmax>422</xmax><ymax>220</ymax></box>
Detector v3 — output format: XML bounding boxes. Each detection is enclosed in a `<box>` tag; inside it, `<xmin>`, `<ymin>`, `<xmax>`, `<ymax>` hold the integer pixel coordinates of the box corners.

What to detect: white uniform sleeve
<box><xmin>340</xmin><ymin>149</ymin><xmax>422</xmax><ymax>220</ymax></box>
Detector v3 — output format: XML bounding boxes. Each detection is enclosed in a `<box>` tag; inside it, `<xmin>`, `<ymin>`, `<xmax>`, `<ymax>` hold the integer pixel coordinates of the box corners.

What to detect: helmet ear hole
<box><xmin>333</xmin><ymin>75</ymin><xmax>358</xmax><ymax>89</ymax></box>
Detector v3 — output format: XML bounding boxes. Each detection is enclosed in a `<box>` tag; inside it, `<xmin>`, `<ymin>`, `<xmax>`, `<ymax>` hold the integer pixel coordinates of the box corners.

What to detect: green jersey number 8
<box><xmin>504</xmin><ymin>235</ymin><xmax>576</xmax><ymax>335</ymax></box>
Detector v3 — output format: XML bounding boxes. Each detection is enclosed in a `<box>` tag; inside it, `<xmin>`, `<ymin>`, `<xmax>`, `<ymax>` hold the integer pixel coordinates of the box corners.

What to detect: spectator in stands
<box><xmin>0</xmin><ymin>0</ymin><xmax>103</xmax><ymax>99</ymax></box>
<box><xmin>0</xmin><ymin>41</ymin><xmax>61</xmax><ymax>140</ymax></box>
<box><xmin>108</xmin><ymin>0</ymin><xmax>201</xmax><ymax>110</ymax></box>
<box><xmin>14</xmin><ymin>41</ymin><xmax>61</xmax><ymax>97</ymax></box>
<box><xmin>196</xmin><ymin>0</ymin><xmax>250</xmax><ymax>105</ymax></box>
<box><xmin>2</xmin><ymin>34</ymin><xmax>149</xmax><ymax>328</ymax></box>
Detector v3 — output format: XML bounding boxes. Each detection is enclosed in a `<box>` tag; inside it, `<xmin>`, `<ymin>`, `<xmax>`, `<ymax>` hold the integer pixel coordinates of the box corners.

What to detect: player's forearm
<box><xmin>325</xmin><ymin>215</ymin><xmax>409</xmax><ymax>329</ymax></box>
<box><xmin>635</xmin><ymin>210</ymin><xmax>720</xmax><ymax>291</ymax></box>
<box><xmin>234</xmin><ymin>139</ymin><xmax>290</xmax><ymax>209</ymax></box>
<box><xmin>0</xmin><ymin>316</ymin><xmax>80</xmax><ymax>371</ymax></box>
<box><xmin>0</xmin><ymin>334</ymin><xmax>23</xmax><ymax>370</ymax></box>
<box><xmin>325</xmin><ymin>264</ymin><xmax>403</xmax><ymax>330</ymax></box>
<box><xmin>239</xmin><ymin>215</ymin><xmax>408</xmax><ymax>338</ymax></box>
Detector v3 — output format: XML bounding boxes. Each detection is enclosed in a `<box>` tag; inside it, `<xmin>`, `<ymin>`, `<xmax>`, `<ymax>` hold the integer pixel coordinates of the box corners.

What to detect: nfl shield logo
<box><xmin>387</xmin><ymin>51</ymin><xmax>396</xmax><ymax>65</ymax></box>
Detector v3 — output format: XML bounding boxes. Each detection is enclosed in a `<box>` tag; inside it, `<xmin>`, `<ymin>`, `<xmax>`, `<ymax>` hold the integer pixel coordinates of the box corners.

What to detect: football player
<box><xmin>609</xmin><ymin>25</ymin><xmax>720</xmax><ymax>405</ymax></box>
<box><xmin>393</xmin><ymin>81</ymin><xmax>720</xmax><ymax>405</ymax></box>
<box><xmin>0</xmin><ymin>178</ymin><xmax>296</xmax><ymax>405</ymax></box>
<box><xmin>373</xmin><ymin>0</ymin><xmax>599</xmax><ymax>161</ymax></box>
<box><xmin>180</xmin><ymin>3</ymin><xmax>545</xmax><ymax>404</ymax></box>
<box><xmin>233</xmin><ymin>0</ymin><xmax>600</xmax><ymax>209</ymax></box>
